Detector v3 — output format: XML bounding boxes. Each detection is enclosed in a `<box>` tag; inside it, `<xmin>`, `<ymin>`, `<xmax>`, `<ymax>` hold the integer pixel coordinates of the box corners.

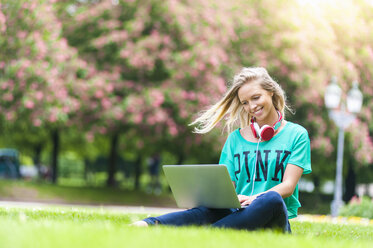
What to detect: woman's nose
<box><xmin>248</xmin><ymin>102</ymin><xmax>256</xmax><ymax>112</ymax></box>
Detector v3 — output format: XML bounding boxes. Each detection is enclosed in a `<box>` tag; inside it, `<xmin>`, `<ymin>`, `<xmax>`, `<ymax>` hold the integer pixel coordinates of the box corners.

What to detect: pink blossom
<box><xmin>367</xmin><ymin>46</ymin><xmax>373</xmax><ymax>59</ymax></box>
<box><xmin>154</xmin><ymin>110</ymin><xmax>168</xmax><ymax>123</ymax></box>
<box><xmin>158</xmin><ymin>49</ymin><xmax>170</xmax><ymax>60</ymax></box>
<box><xmin>147</xmin><ymin>116</ymin><xmax>156</xmax><ymax>125</ymax></box>
<box><xmin>169</xmin><ymin>125</ymin><xmax>178</xmax><ymax>136</ymax></box>
<box><xmin>0</xmin><ymin>61</ymin><xmax>5</xmax><ymax>69</ymax></box>
<box><xmin>280</xmin><ymin>65</ymin><xmax>289</xmax><ymax>75</ymax></box>
<box><xmin>0</xmin><ymin>9</ymin><xmax>6</xmax><ymax>33</ymax></box>
<box><xmin>181</xmin><ymin>51</ymin><xmax>191</xmax><ymax>60</ymax></box>
<box><xmin>62</xmin><ymin>106</ymin><xmax>70</xmax><ymax>114</ymax></box>
<box><xmin>48</xmin><ymin>114</ymin><xmax>57</xmax><ymax>123</ymax></box>
<box><xmin>134</xmin><ymin>113</ymin><xmax>143</xmax><ymax>124</ymax></box>
<box><xmin>16</xmin><ymin>69</ymin><xmax>25</xmax><ymax>79</ymax></box>
<box><xmin>197</xmin><ymin>93</ymin><xmax>209</xmax><ymax>105</ymax></box>
<box><xmin>17</xmin><ymin>31</ymin><xmax>27</xmax><ymax>39</ymax></box>
<box><xmin>3</xmin><ymin>93</ymin><xmax>13</xmax><ymax>101</ymax></box>
<box><xmin>167</xmin><ymin>120</ymin><xmax>178</xmax><ymax>136</ymax></box>
<box><xmin>35</xmin><ymin>91</ymin><xmax>44</xmax><ymax>100</ymax></box>
<box><xmin>347</xmin><ymin>61</ymin><xmax>355</xmax><ymax>72</ymax></box>
<box><xmin>93</xmin><ymin>36</ymin><xmax>108</xmax><ymax>48</ymax></box>
<box><xmin>137</xmin><ymin>140</ymin><xmax>144</xmax><ymax>149</ymax></box>
<box><xmin>1</xmin><ymin>82</ymin><xmax>7</xmax><ymax>90</ymax></box>
<box><xmin>106</xmin><ymin>83</ymin><xmax>114</xmax><ymax>92</ymax></box>
<box><xmin>349</xmin><ymin>195</ymin><xmax>361</xmax><ymax>204</ymax></box>
<box><xmin>56</xmin><ymin>89</ymin><xmax>68</xmax><ymax>99</ymax></box>
<box><xmin>102</xmin><ymin>98</ymin><xmax>112</xmax><ymax>109</ymax></box>
<box><xmin>181</xmin><ymin>90</ymin><xmax>189</xmax><ymax>100</ymax></box>
<box><xmin>215</xmin><ymin>77</ymin><xmax>227</xmax><ymax>94</ymax></box>
<box><xmin>163</xmin><ymin>35</ymin><xmax>171</xmax><ymax>45</ymax></box>
<box><xmin>31</xmin><ymin>83</ymin><xmax>38</xmax><ymax>90</ymax></box>
<box><xmin>209</xmin><ymin>56</ymin><xmax>219</xmax><ymax>67</ymax></box>
<box><xmin>99</xmin><ymin>127</ymin><xmax>106</xmax><ymax>134</ymax></box>
<box><xmin>25</xmin><ymin>100</ymin><xmax>35</xmax><ymax>109</ymax></box>
<box><xmin>180</xmin><ymin>108</ymin><xmax>188</xmax><ymax>118</ymax></box>
<box><xmin>150</xmin><ymin>89</ymin><xmax>164</xmax><ymax>108</ymax></box>
<box><xmin>85</xmin><ymin>133</ymin><xmax>94</xmax><ymax>143</ymax></box>
<box><xmin>33</xmin><ymin>119</ymin><xmax>42</xmax><ymax>127</ymax></box>
<box><xmin>6</xmin><ymin>112</ymin><xmax>14</xmax><ymax>121</ymax></box>
<box><xmin>191</xmin><ymin>69</ymin><xmax>199</xmax><ymax>77</ymax></box>
<box><xmin>197</xmin><ymin>62</ymin><xmax>206</xmax><ymax>71</ymax></box>
<box><xmin>33</xmin><ymin>32</ymin><xmax>48</xmax><ymax>59</ymax></box>
<box><xmin>114</xmin><ymin>110</ymin><xmax>124</xmax><ymax>120</ymax></box>
<box><xmin>120</xmin><ymin>49</ymin><xmax>131</xmax><ymax>58</ymax></box>
<box><xmin>95</xmin><ymin>90</ymin><xmax>104</xmax><ymax>98</ymax></box>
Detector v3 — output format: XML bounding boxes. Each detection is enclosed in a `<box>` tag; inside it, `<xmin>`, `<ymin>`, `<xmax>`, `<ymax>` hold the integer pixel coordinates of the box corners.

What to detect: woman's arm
<box><xmin>239</xmin><ymin>164</ymin><xmax>304</xmax><ymax>206</ymax></box>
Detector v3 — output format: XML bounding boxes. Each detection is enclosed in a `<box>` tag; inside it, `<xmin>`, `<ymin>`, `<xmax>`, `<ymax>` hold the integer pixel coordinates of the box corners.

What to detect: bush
<box><xmin>339</xmin><ymin>196</ymin><xmax>373</xmax><ymax>219</ymax></box>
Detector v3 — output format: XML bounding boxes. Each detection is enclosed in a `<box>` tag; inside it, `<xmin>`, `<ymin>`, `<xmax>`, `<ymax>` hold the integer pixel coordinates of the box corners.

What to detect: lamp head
<box><xmin>324</xmin><ymin>76</ymin><xmax>342</xmax><ymax>109</ymax></box>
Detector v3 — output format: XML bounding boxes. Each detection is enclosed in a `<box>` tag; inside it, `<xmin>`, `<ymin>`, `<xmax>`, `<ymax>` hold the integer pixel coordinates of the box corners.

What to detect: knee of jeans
<box><xmin>262</xmin><ymin>191</ymin><xmax>283</xmax><ymax>207</ymax></box>
<box><xmin>188</xmin><ymin>206</ymin><xmax>210</xmax><ymax>214</ymax></box>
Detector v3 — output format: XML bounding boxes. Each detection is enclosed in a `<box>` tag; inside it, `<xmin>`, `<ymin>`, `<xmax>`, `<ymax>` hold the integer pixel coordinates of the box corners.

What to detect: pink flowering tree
<box><xmin>0</xmin><ymin>0</ymin><xmax>110</xmax><ymax>183</ymax></box>
<box><xmin>57</xmin><ymin>0</ymin><xmax>373</xmax><ymax>189</ymax></box>
<box><xmin>55</xmin><ymin>0</ymin><xmax>242</xmax><ymax>187</ymax></box>
<box><xmin>231</xmin><ymin>0</ymin><xmax>373</xmax><ymax>195</ymax></box>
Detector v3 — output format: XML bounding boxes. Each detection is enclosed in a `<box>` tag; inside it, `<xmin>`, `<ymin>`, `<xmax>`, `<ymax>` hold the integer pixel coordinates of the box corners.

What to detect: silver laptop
<box><xmin>163</xmin><ymin>164</ymin><xmax>241</xmax><ymax>209</ymax></box>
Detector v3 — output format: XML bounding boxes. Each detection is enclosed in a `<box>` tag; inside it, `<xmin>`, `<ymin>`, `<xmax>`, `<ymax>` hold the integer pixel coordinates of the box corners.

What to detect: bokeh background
<box><xmin>1</xmin><ymin>0</ymin><xmax>373</xmax><ymax>215</ymax></box>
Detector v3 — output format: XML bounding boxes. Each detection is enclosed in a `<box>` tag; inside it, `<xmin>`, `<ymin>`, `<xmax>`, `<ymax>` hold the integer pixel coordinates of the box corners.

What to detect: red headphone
<box><xmin>250</xmin><ymin>111</ymin><xmax>283</xmax><ymax>141</ymax></box>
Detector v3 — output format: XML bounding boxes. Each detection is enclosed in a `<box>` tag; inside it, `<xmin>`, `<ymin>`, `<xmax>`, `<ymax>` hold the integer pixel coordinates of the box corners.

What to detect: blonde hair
<box><xmin>190</xmin><ymin>67</ymin><xmax>290</xmax><ymax>134</ymax></box>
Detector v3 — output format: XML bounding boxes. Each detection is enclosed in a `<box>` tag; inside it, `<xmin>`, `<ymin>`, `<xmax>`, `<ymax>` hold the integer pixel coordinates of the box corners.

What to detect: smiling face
<box><xmin>237</xmin><ymin>80</ymin><xmax>277</xmax><ymax>126</ymax></box>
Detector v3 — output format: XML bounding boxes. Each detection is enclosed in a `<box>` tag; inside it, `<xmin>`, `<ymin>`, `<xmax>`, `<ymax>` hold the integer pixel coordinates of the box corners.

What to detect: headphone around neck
<box><xmin>250</xmin><ymin>110</ymin><xmax>283</xmax><ymax>141</ymax></box>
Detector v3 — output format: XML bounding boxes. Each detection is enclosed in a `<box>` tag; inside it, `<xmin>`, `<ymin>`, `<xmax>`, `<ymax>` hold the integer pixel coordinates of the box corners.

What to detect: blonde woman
<box><xmin>133</xmin><ymin>67</ymin><xmax>311</xmax><ymax>232</ymax></box>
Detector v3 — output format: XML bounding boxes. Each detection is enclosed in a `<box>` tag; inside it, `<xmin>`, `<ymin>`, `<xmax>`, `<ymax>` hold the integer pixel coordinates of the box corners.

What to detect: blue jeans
<box><xmin>143</xmin><ymin>191</ymin><xmax>291</xmax><ymax>232</ymax></box>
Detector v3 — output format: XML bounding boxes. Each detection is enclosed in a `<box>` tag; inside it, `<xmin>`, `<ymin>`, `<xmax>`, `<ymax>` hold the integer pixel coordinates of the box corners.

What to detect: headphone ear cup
<box><xmin>260</xmin><ymin>125</ymin><xmax>275</xmax><ymax>141</ymax></box>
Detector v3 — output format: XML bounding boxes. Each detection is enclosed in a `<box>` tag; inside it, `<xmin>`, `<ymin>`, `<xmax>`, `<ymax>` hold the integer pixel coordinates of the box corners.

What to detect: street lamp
<box><xmin>324</xmin><ymin>77</ymin><xmax>363</xmax><ymax>217</ymax></box>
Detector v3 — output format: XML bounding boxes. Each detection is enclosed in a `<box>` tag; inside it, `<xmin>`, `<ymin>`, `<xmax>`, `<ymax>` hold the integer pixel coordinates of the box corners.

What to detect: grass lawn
<box><xmin>0</xmin><ymin>206</ymin><xmax>372</xmax><ymax>248</ymax></box>
<box><xmin>0</xmin><ymin>179</ymin><xmax>176</xmax><ymax>207</ymax></box>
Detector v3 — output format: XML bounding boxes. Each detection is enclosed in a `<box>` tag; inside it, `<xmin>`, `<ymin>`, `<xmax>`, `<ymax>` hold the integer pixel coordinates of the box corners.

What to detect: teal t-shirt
<box><xmin>219</xmin><ymin>121</ymin><xmax>311</xmax><ymax>219</ymax></box>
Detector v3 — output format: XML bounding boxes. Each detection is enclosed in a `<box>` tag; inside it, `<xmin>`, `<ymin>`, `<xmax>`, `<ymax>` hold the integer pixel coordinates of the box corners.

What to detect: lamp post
<box><xmin>324</xmin><ymin>77</ymin><xmax>363</xmax><ymax>217</ymax></box>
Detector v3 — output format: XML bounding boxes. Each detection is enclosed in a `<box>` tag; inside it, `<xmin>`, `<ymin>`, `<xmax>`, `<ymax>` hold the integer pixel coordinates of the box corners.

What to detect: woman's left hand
<box><xmin>238</xmin><ymin>194</ymin><xmax>258</xmax><ymax>206</ymax></box>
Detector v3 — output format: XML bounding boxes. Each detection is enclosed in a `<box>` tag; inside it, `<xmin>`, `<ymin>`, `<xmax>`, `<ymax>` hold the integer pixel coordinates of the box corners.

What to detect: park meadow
<box><xmin>0</xmin><ymin>206</ymin><xmax>373</xmax><ymax>248</ymax></box>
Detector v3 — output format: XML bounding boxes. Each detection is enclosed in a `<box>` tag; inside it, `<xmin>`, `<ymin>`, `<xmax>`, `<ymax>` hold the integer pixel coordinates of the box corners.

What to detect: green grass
<box><xmin>0</xmin><ymin>206</ymin><xmax>372</xmax><ymax>248</ymax></box>
<box><xmin>0</xmin><ymin>179</ymin><xmax>176</xmax><ymax>207</ymax></box>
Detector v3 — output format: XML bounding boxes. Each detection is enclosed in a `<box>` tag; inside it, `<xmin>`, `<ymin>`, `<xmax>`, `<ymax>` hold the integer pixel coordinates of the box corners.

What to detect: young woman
<box><xmin>133</xmin><ymin>67</ymin><xmax>311</xmax><ymax>232</ymax></box>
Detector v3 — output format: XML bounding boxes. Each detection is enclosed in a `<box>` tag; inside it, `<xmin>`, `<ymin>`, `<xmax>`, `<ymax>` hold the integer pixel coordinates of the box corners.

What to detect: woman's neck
<box><xmin>256</xmin><ymin>108</ymin><xmax>279</xmax><ymax>128</ymax></box>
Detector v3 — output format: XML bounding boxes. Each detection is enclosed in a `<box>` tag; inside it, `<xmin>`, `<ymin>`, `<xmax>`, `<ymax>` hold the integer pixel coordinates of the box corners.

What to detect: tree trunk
<box><xmin>312</xmin><ymin>176</ymin><xmax>321</xmax><ymax>194</ymax></box>
<box><xmin>177</xmin><ymin>152</ymin><xmax>184</xmax><ymax>165</ymax></box>
<box><xmin>84</xmin><ymin>159</ymin><xmax>89</xmax><ymax>183</ymax></box>
<box><xmin>33</xmin><ymin>143</ymin><xmax>43</xmax><ymax>180</ymax></box>
<box><xmin>343</xmin><ymin>157</ymin><xmax>356</xmax><ymax>203</ymax></box>
<box><xmin>51</xmin><ymin>129</ymin><xmax>59</xmax><ymax>184</ymax></box>
<box><xmin>134</xmin><ymin>154</ymin><xmax>142</xmax><ymax>190</ymax></box>
<box><xmin>107</xmin><ymin>133</ymin><xmax>119</xmax><ymax>187</ymax></box>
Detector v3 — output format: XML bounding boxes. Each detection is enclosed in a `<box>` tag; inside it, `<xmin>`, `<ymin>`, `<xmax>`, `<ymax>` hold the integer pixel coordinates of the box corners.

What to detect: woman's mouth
<box><xmin>252</xmin><ymin>107</ymin><xmax>263</xmax><ymax>116</ymax></box>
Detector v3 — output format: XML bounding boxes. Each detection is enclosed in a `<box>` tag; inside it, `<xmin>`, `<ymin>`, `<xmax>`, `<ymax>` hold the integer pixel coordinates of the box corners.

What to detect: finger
<box><xmin>237</xmin><ymin>195</ymin><xmax>247</xmax><ymax>203</ymax></box>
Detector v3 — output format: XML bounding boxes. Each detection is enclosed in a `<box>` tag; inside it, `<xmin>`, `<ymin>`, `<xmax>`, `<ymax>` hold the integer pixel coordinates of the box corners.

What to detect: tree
<box><xmin>230</xmin><ymin>0</ymin><xmax>373</xmax><ymax>192</ymax></box>
<box><xmin>55</xmin><ymin>0</ymin><xmax>241</xmax><ymax>186</ymax></box>
<box><xmin>0</xmin><ymin>0</ymin><xmax>108</xmax><ymax>183</ymax></box>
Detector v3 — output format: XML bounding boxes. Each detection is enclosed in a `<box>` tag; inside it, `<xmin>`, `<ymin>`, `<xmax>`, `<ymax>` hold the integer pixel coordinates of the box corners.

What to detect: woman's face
<box><xmin>237</xmin><ymin>81</ymin><xmax>276</xmax><ymax>124</ymax></box>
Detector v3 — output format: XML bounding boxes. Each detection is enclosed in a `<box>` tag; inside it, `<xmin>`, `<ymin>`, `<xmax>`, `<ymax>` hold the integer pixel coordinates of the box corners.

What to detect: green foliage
<box><xmin>340</xmin><ymin>197</ymin><xmax>373</xmax><ymax>219</ymax></box>
<box><xmin>58</xmin><ymin>151</ymin><xmax>85</xmax><ymax>178</ymax></box>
